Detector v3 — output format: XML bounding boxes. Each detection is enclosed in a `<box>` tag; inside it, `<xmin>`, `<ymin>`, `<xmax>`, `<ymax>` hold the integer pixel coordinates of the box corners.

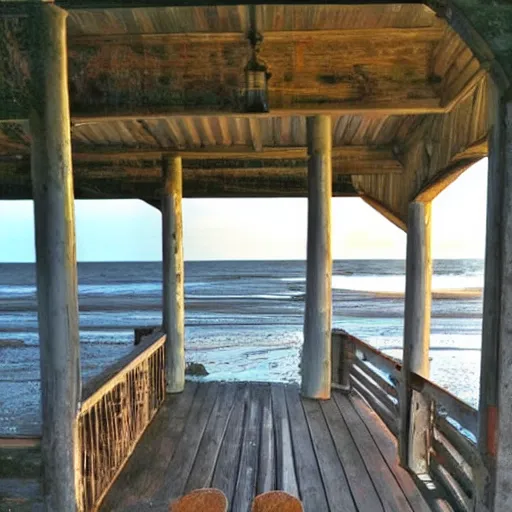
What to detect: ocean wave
<box><xmin>282</xmin><ymin>274</ymin><xmax>483</xmax><ymax>296</ymax></box>
<box><xmin>186</xmin><ymin>293</ymin><xmax>304</xmax><ymax>300</ymax></box>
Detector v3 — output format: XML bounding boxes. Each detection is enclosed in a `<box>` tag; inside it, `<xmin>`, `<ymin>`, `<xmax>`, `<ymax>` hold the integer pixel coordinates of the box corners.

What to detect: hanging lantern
<box><xmin>245</xmin><ymin>32</ymin><xmax>271</xmax><ymax>113</ymax></box>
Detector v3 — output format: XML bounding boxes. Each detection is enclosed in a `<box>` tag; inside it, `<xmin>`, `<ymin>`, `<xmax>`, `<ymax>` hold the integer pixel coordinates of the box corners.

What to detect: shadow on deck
<box><xmin>100</xmin><ymin>382</ymin><xmax>432</xmax><ymax>512</ymax></box>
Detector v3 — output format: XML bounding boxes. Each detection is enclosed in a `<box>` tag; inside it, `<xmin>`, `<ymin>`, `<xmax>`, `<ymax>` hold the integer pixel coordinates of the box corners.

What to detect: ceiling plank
<box><xmin>69</xmin><ymin>145</ymin><xmax>397</xmax><ymax>161</ymax></box>
<box><xmin>68</xmin><ymin>27</ymin><xmax>444</xmax><ymax>46</ymax></box>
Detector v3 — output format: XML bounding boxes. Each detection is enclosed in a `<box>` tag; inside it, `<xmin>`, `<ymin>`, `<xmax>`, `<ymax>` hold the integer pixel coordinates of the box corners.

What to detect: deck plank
<box><xmin>350</xmin><ymin>393</ymin><xmax>433</xmax><ymax>512</ymax></box>
<box><xmin>100</xmin><ymin>382</ymin><xmax>198</xmax><ymax>511</ymax></box>
<box><xmin>302</xmin><ymin>398</ymin><xmax>357</xmax><ymax>512</ymax></box>
<box><xmin>320</xmin><ymin>397</ymin><xmax>385</xmax><ymax>512</ymax></box>
<box><xmin>211</xmin><ymin>384</ymin><xmax>247</xmax><ymax>508</ymax></box>
<box><xmin>285</xmin><ymin>386</ymin><xmax>329</xmax><ymax>511</ymax></box>
<box><xmin>184</xmin><ymin>383</ymin><xmax>237</xmax><ymax>493</ymax></box>
<box><xmin>98</xmin><ymin>382</ymin><xmax>433</xmax><ymax>512</ymax></box>
<box><xmin>257</xmin><ymin>384</ymin><xmax>275</xmax><ymax>495</ymax></box>
<box><xmin>156</xmin><ymin>382</ymin><xmax>220</xmax><ymax>504</ymax></box>
<box><xmin>232</xmin><ymin>384</ymin><xmax>263</xmax><ymax>512</ymax></box>
<box><xmin>270</xmin><ymin>384</ymin><xmax>299</xmax><ymax>498</ymax></box>
<box><xmin>333</xmin><ymin>392</ymin><xmax>414</xmax><ymax>512</ymax></box>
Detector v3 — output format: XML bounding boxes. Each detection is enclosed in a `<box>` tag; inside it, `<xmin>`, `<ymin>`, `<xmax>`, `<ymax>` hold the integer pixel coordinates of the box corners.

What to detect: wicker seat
<box><xmin>251</xmin><ymin>491</ymin><xmax>303</xmax><ymax>512</ymax></box>
<box><xmin>169</xmin><ymin>488</ymin><xmax>228</xmax><ymax>512</ymax></box>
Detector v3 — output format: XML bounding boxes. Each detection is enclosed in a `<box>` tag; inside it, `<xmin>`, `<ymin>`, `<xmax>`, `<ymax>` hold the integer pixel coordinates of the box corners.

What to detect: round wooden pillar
<box><xmin>29</xmin><ymin>5</ymin><xmax>80</xmax><ymax>510</ymax></box>
<box><xmin>301</xmin><ymin>115</ymin><xmax>332</xmax><ymax>400</ymax></box>
<box><xmin>162</xmin><ymin>156</ymin><xmax>185</xmax><ymax>393</ymax></box>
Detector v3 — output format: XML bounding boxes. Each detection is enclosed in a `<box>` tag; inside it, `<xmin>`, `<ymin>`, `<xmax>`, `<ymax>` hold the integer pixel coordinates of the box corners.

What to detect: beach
<box><xmin>0</xmin><ymin>259</ymin><xmax>483</xmax><ymax>435</ymax></box>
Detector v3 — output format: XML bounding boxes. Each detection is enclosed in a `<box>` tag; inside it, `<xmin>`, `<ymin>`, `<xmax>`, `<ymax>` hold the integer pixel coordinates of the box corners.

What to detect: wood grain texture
<box><xmin>333</xmin><ymin>392</ymin><xmax>414</xmax><ymax>512</ymax></box>
<box><xmin>97</xmin><ymin>382</ymin><xmax>433</xmax><ymax>512</ymax></box>
<box><xmin>211</xmin><ymin>384</ymin><xmax>247</xmax><ymax>507</ymax></box>
<box><xmin>162</xmin><ymin>156</ymin><xmax>185</xmax><ymax>393</ymax></box>
<box><xmin>302</xmin><ymin>115</ymin><xmax>332</xmax><ymax>399</ymax></box>
<box><xmin>28</xmin><ymin>5</ymin><xmax>80</xmax><ymax>511</ymax></box>
<box><xmin>284</xmin><ymin>387</ymin><xmax>329</xmax><ymax>510</ymax></box>
<box><xmin>353</xmin><ymin>77</ymin><xmax>490</xmax><ymax>225</ymax></box>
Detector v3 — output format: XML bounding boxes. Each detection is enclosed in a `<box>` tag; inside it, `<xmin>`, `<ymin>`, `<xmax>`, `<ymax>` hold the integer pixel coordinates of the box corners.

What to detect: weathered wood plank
<box><xmin>350</xmin><ymin>376</ymin><xmax>398</xmax><ymax>437</ymax></box>
<box><xmin>184</xmin><ymin>384</ymin><xmax>238</xmax><ymax>493</ymax></box>
<box><xmin>156</xmin><ymin>383</ymin><xmax>220</xmax><ymax>503</ymax></box>
<box><xmin>98</xmin><ymin>382</ymin><xmax>434</xmax><ymax>512</ymax></box>
<box><xmin>99</xmin><ymin>383</ymin><xmax>198</xmax><ymax>511</ymax></box>
<box><xmin>270</xmin><ymin>384</ymin><xmax>299</xmax><ymax>498</ymax></box>
<box><xmin>284</xmin><ymin>386</ymin><xmax>329</xmax><ymax>510</ymax></box>
<box><xmin>352</xmin><ymin>357</ymin><xmax>398</xmax><ymax>398</ymax></box>
<box><xmin>349</xmin><ymin>393</ymin><xmax>432</xmax><ymax>512</ymax></box>
<box><xmin>432</xmin><ymin>436</ymin><xmax>473</xmax><ymax>499</ymax></box>
<box><xmin>231</xmin><ymin>384</ymin><xmax>262</xmax><ymax>512</ymax></box>
<box><xmin>435</xmin><ymin>418</ymin><xmax>479</xmax><ymax>468</ymax></box>
<box><xmin>257</xmin><ymin>384</ymin><xmax>275</xmax><ymax>495</ymax></box>
<box><xmin>430</xmin><ymin>459</ymin><xmax>471</xmax><ymax>512</ymax></box>
<box><xmin>333</xmin><ymin>392</ymin><xmax>414</xmax><ymax>512</ymax></box>
<box><xmin>320</xmin><ymin>396</ymin><xmax>384</xmax><ymax>511</ymax></box>
<box><xmin>210</xmin><ymin>384</ymin><xmax>246</xmax><ymax>509</ymax></box>
<box><xmin>351</xmin><ymin>363</ymin><xmax>398</xmax><ymax>411</ymax></box>
<box><xmin>302</xmin><ymin>398</ymin><xmax>357</xmax><ymax>511</ymax></box>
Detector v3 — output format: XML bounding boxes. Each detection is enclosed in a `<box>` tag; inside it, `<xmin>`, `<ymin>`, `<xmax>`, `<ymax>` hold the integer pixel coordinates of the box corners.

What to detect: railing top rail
<box><xmin>332</xmin><ymin>328</ymin><xmax>402</xmax><ymax>375</ymax></box>
<box><xmin>80</xmin><ymin>330</ymin><xmax>166</xmax><ymax>412</ymax></box>
<box><xmin>411</xmin><ymin>372</ymin><xmax>478</xmax><ymax>434</ymax></box>
<box><xmin>331</xmin><ymin>328</ymin><xmax>477</xmax><ymax>433</ymax></box>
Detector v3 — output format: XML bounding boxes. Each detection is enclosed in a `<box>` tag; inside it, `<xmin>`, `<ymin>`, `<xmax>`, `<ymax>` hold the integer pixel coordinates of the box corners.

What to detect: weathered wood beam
<box><xmin>414</xmin><ymin>137</ymin><xmax>488</xmax><ymax>202</ymax></box>
<box><xmin>69</xmin><ymin>27</ymin><xmax>445</xmax><ymax>46</ymax></box>
<box><xmin>399</xmin><ymin>201</ymin><xmax>433</xmax><ymax>474</ymax></box>
<box><xmin>1</xmin><ymin>0</ymin><xmax>427</xmax><ymax>11</ymax></box>
<box><xmin>0</xmin><ymin>163</ymin><xmax>359</xmax><ymax>199</ymax></box>
<box><xmin>0</xmin><ymin>18</ymin><xmax>446</xmax><ymax>123</ymax></box>
<box><xmin>162</xmin><ymin>156</ymin><xmax>185</xmax><ymax>394</ymax></box>
<box><xmin>302</xmin><ymin>115</ymin><xmax>332</xmax><ymax>400</ymax></box>
<box><xmin>1</xmin><ymin>105</ymin><xmax>447</xmax><ymax>125</ymax></box>
<box><xmin>475</xmin><ymin>85</ymin><xmax>512</xmax><ymax>512</ymax></box>
<box><xmin>28</xmin><ymin>5</ymin><xmax>80</xmax><ymax>511</ymax></box>
<box><xmin>70</xmin><ymin>145</ymin><xmax>399</xmax><ymax>163</ymax></box>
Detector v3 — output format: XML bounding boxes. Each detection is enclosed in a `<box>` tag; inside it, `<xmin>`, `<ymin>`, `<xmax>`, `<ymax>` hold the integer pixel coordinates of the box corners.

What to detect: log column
<box><xmin>475</xmin><ymin>84</ymin><xmax>512</xmax><ymax>512</ymax></box>
<box><xmin>399</xmin><ymin>201</ymin><xmax>432</xmax><ymax>473</ymax></box>
<box><xmin>301</xmin><ymin>115</ymin><xmax>332</xmax><ymax>399</ymax></box>
<box><xmin>162</xmin><ymin>156</ymin><xmax>185</xmax><ymax>393</ymax></box>
<box><xmin>29</xmin><ymin>5</ymin><xmax>80</xmax><ymax>510</ymax></box>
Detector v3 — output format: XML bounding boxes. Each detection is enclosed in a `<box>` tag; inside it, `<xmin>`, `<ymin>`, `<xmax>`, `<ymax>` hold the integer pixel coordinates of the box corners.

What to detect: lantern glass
<box><xmin>245</xmin><ymin>55</ymin><xmax>269</xmax><ymax>113</ymax></box>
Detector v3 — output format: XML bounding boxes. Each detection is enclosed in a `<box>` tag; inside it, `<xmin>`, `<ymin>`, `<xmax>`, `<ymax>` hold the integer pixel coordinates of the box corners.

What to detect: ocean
<box><xmin>0</xmin><ymin>259</ymin><xmax>483</xmax><ymax>435</ymax></box>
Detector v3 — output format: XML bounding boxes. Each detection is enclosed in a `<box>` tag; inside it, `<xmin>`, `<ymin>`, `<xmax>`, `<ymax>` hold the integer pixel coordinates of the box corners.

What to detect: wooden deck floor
<box><xmin>101</xmin><ymin>382</ymin><xmax>432</xmax><ymax>512</ymax></box>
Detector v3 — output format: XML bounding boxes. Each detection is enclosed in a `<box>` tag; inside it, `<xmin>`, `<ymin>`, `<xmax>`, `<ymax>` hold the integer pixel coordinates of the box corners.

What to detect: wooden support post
<box><xmin>399</xmin><ymin>201</ymin><xmax>433</xmax><ymax>474</ymax></box>
<box><xmin>162</xmin><ymin>156</ymin><xmax>185</xmax><ymax>393</ymax></box>
<box><xmin>331</xmin><ymin>330</ymin><xmax>355</xmax><ymax>391</ymax></box>
<box><xmin>475</xmin><ymin>84</ymin><xmax>512</xmax><ymax>512</ymax></box>
<box><xmin>28</xmin><ymin>5</ymin><xmax>80</xmax><ymax>510</ymax></box>
<box><xmin>301</xmin><ymin>115</ymin><xmax>332</xmax><ymax>400</ymax></box>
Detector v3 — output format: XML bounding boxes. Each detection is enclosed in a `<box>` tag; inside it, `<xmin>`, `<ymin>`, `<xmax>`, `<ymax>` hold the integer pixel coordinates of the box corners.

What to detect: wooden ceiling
<box><xmin>0</xmin><ymin>3</ymin><xmax>489</xmax><ymax>211</ymax></box>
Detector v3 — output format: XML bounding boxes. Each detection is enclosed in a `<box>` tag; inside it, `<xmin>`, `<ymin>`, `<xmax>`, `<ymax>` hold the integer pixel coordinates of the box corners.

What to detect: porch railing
<box><xmin>76</xmin><ymin>331</ymin><xmax>166</xmax><ymax>511</ymax></box>
<box><xmin>332</xmin><ymin>328</ymin><xmax>481</xmax><ymax>511</ymax></box>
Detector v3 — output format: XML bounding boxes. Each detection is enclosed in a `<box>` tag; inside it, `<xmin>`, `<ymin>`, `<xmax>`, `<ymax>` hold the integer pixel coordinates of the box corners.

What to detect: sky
<box><xmin>0</xmin><ymin>158</ymin><xmax>488</xmax><ymax>262</ymax></box>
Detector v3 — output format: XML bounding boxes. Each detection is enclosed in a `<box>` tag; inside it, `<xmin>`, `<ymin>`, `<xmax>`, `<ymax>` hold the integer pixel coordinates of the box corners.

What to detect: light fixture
<box><xmin>245</xmin><ymin>30</ymin><xmax>271</xmax><ymax>113</ymax></box>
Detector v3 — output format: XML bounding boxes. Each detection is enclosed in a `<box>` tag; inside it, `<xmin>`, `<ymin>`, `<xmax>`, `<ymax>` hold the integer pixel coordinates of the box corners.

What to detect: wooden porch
<box><xmin>99</xmin><ymin>381</ymin><xmax>431</xmax><ymax>512</ymax></box>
